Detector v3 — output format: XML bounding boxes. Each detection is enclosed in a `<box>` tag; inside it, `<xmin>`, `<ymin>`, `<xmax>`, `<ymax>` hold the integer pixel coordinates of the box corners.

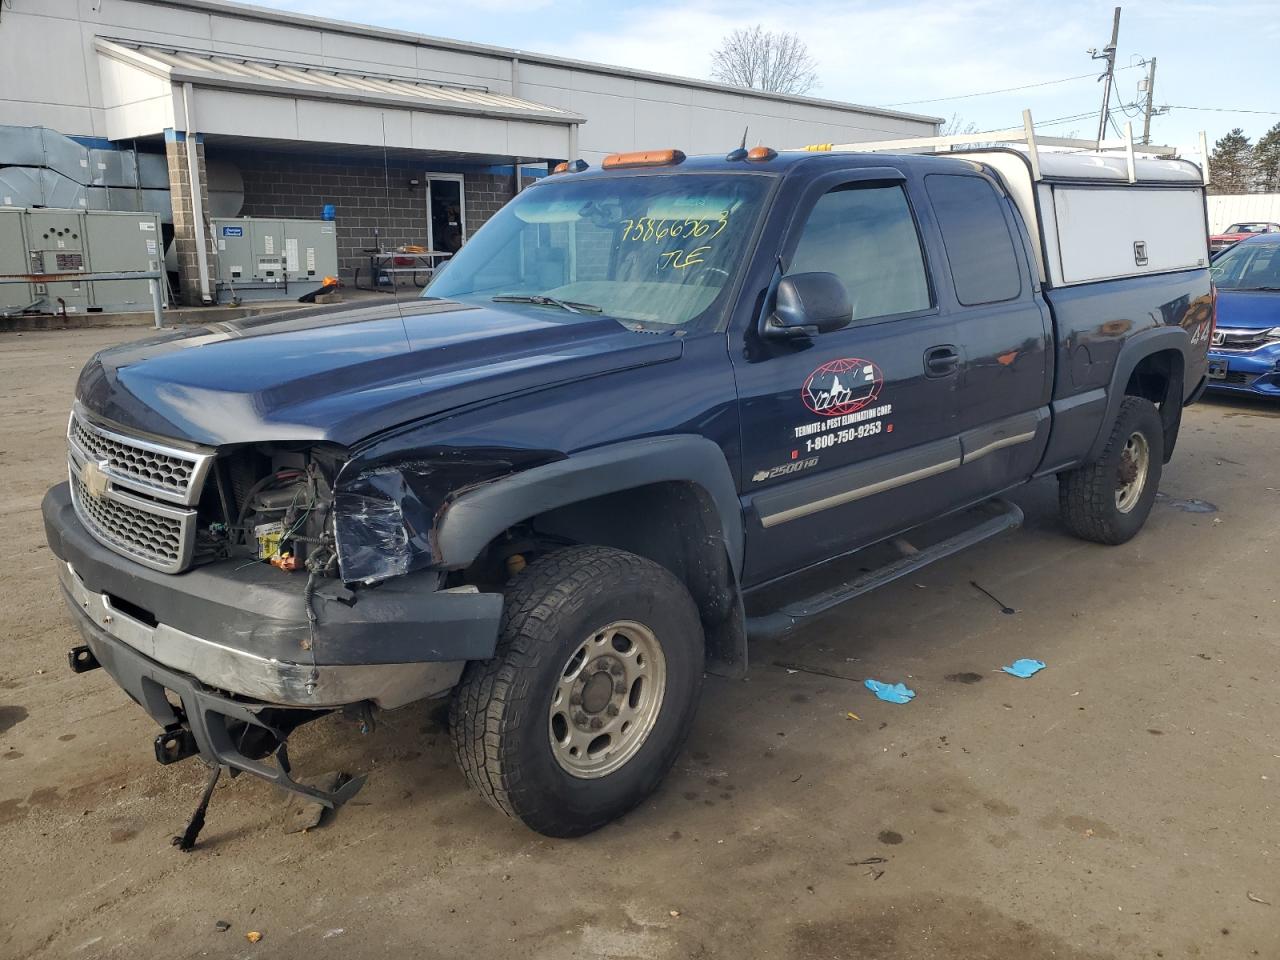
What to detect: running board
<box><xmin>746</xmin><ymin>499</ymin><xmax>1024</xmax><ymax>640</ymax></box>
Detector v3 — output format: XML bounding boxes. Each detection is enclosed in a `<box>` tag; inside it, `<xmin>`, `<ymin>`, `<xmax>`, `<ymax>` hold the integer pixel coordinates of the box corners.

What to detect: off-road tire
<box><xmin>1058</xmin><ymin>395</ymin><xmax>1164</xmax><ymax>545</ymax></box>
<box><xmin>448</xmin><ymin>545</ymin><xmax>704</xmax><ymax>837</ymax></box>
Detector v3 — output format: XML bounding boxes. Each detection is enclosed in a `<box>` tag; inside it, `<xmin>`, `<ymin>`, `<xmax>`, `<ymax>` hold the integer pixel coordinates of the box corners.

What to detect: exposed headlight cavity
<box><xmin>331</xmin><ymin>447</ymin><xmax>564</xmax><ymax>583</ymax></box>
<box><xmin>333</xmin><ymin>468</ymin><xmax>426</xmax><ymax>583</ymax></box>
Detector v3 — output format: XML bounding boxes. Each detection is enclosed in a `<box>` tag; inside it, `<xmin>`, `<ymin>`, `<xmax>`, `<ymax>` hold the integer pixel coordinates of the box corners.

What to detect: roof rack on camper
<box><xmin>789</xmin><ymin>109</ymin><xmax>1210</xmax><ymax>187</ymax></box>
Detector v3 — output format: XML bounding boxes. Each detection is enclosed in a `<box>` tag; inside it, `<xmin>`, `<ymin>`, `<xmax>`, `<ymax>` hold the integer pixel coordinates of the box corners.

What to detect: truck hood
<box><xmin>1215</xmin><ymin>289</ymin><xmax>1280</xmax><ymax>330</ymax></box>
<box><xmin>75</xmin><ymin>298</ymin><xmax>682</xmax><ymax>447</ymax></box>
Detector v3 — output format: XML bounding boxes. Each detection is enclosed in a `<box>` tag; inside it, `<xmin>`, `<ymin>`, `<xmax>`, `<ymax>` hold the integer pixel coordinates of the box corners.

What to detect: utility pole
<box><xmin>1140</xmin><ymin>57</ymin><xmax>1158</xmax><ymax>145</ymax></box>
<box><xmin>1092</xmin><ymin>6</ymin><xmax>1122</xmax><ymax>146</ymax></box>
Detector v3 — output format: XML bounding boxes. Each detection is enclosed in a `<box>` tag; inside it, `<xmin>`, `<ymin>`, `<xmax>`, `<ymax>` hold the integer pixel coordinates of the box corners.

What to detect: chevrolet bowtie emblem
<box><xmin>80</xmin><ymin>459</ymin><xmax>110</xmax><ymax>499</ymax></box>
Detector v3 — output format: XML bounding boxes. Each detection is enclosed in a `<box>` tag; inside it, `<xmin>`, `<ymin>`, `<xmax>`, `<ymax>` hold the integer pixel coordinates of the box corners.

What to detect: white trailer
<box><xmin>1205</xmin><ymin>194</ymin><xmax>1280</xmax><ymax>234</ymax></box>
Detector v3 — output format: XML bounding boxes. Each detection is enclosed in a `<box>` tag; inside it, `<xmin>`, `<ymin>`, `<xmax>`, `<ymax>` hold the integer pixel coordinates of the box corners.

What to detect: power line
<box><xmin>975</xmin><ymin>104</ymin><xmax>1141</xmax><ymax>134</ymax></box>
<box><xmin>880</xmin><ymin>66</ymin><xmax>1140</xmax><ymax>108</ymax></box>
<box><xmin>1026</xmin><ymin>111</ymin><xmax>1097</xmax><ymax>128</ymax></box>
<box><xmin>1163</xmin><ymin>105</ymin><xmax>1280</xmax><ymax>116</ymax></box>
<box><xmin>1117</xmin><ymin>98</ymin><xmax>1142</xmax><ymax>119</ymax></box>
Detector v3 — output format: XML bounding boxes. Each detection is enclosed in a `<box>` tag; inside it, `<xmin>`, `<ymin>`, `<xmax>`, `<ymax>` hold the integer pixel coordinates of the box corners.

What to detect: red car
<box><xmin>1210</xmin><ymin>221</ymin><xmax>1280</xmax><ymax>254</ymax></box>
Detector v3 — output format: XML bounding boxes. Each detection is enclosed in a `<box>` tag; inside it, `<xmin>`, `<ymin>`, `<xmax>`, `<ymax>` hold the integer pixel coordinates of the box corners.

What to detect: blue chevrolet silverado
<box><xmin>43</xmin><ymin>143</ymin><xmax>1212</xmax><ymax>841</ymax></box>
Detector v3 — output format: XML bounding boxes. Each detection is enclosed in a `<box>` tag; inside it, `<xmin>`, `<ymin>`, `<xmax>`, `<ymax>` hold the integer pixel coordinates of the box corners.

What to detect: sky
<box><xmin>243</xmin><ymin>0</ymin><xmax>1280</xmax><ymax>156</ymax></box>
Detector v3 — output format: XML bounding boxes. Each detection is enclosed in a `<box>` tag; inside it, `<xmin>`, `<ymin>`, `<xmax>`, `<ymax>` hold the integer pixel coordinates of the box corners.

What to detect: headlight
<box><xmin>333</xmin><ymin>467</ymin><xmax>425</xmax><ymax>583</ymax></box>
<box><xmin>332</xmin><ymin>448</ymin><xmax>562</xmax><ymax>583</ymax></box>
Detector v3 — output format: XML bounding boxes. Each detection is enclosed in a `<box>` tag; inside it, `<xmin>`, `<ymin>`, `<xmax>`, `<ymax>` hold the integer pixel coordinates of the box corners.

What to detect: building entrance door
<box><xmin>425</xmin><ymin>174</ymin><xmax>466</xmax><ymax>254</ymax></box>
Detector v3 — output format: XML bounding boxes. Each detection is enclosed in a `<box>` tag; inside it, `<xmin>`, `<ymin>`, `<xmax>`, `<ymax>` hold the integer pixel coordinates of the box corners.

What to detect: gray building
<box><xmin>0</xmin><ymin>0</ymin><xmax>938</xmax><ymax>304</ymax></box>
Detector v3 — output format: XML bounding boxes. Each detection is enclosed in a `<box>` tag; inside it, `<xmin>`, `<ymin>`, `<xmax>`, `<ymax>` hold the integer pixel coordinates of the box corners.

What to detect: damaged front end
<box><xmin>45</xmin><ymin>409</ymin><xmax>557</xmax><ymax>844</ymax></box>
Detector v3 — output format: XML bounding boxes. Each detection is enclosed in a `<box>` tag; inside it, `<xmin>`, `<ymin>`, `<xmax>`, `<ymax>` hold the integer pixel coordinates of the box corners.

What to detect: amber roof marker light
<box><xmin>746</xmin><ymin>146</ymin><xmax>778</xmax><ymax>161</ymax></box>
<box><xmin>602</xmin><ymin>149</ymin><xmax>686</xmax><ymax>170</ymax></box>
<box><xmin>550</xmin><ymin>159</ymin><xmax>589</xmax><ymax>175</ymax></box>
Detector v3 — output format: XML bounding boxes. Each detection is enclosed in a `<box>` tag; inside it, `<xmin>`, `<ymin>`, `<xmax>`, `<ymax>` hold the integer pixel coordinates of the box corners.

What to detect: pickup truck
<box><xmin>1209</xmin><ymin>221</ymin><xmax>1280</xmax><ymax>255</ymax></box>
<box><xmin>43</xmin><ymin>142</ymin><xmax>1212</xmax><ymax>842</ymax></box>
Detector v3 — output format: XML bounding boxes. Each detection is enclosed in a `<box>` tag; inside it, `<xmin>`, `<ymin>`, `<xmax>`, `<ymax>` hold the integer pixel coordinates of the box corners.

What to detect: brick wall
<box><xmin>223</xmin><ymin>152</ymin><xmax>521</xmax><ymax>284</ymax></box>
<box><xmin>165</xmin><ymin>137</ymin><xmax>218</xmax><ymax>306</ymax></box>
<box><xmin>464</xmin><ymin>173</ymin><xmax>515</xmax><ymax>238</ymax></box>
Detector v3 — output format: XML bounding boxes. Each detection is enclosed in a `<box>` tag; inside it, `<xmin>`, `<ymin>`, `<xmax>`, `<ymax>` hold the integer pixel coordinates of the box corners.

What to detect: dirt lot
<box><xmin>1</xmin><ymin>326</ymin><xmax>1277</xmax><ymax>960</ymax></box>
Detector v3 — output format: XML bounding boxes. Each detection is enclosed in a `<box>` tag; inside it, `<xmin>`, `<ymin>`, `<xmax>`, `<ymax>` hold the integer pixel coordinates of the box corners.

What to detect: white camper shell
<box><xmin>788</xmin><ymin>111</ymin><xmax>1210</xmax><ymax>291</ymax></box>
<box><xmin>954</xmin><ymin>150</ymin><xmax>1207</xmax><ymax>289</ymax></box>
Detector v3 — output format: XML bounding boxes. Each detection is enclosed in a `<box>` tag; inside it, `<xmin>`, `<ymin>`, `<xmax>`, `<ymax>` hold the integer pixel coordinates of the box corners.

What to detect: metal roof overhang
<box><xmin>94</xmin><ymin>38</ymin><xmax>583</xmax><ymax>161</ymax></box>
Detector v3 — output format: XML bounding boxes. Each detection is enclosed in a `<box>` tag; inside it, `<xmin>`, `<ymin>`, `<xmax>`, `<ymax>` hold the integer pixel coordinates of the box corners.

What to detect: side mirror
<box><xmin>762</xmin><ymin>272</ymin><xmax>853</xmax><ymax>340</ymax></box>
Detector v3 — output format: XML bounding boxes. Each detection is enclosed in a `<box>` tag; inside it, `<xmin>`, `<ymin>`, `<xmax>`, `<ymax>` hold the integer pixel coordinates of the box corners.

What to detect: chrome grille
<box><xmin>66</xmin><ymin>407</ymin><xmax>211</xmax><ymax>573</ymax></box>
<box><xmin>70</xmin><ymin>468</ymin><xmax>189</xmax><ymax>571</ymax></box>
<box><xmin>1212</xmin><ymin>327</ymin><xmax>1277</xmax><ymax>352</ymax></box>
<box><xmin>67</xmin><ymin>407</ymin><xmax>211</xmax><ymax>507</ymax></box>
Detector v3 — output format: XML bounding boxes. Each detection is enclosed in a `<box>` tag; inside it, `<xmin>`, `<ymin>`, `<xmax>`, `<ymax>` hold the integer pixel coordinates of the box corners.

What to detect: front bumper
<box><xmin>69</xmin><ymin>609</ymin><xmax>368</xmax><ymax>807</ymax></box>
<box><xmin>44</xmin><ymin>482</ymin><xmax>503</xmax><ymax>708</ymax></box>
<box><xmin>1206</xmin><ymin>349</ymin><xmax>1280</xmax><ymax>397</ymax></box>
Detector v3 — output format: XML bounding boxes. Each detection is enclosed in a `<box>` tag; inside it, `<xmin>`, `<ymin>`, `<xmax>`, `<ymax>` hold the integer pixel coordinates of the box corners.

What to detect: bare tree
<box><xmin>941</xmin><ymin>114</ymin><xmax>979</xmax><ymax>136</ymax></box>
<box><xmin>710</xmin><ymin>26</ymin><xmax>819</xmax><ymax>96</ymax></box>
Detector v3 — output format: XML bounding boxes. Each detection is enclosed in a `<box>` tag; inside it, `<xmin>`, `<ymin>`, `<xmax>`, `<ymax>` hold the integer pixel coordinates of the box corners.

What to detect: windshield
<box><xmin>1210</xmin><ymin>240</ymin><xmax>1280</xmax><ymax>290</ymax></box>
<box><xmin>1225</xmin><ymin>223</ymin><xmax>1272</xmax><ymax>234</ymax></box>
<box><xmin>424</xmin><ymin>173</ymin><xmax>772</xmax><ymax>332</ymax></box>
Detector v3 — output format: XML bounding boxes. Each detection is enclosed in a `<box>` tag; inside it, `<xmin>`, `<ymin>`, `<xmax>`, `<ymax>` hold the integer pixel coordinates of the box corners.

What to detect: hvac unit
<box><xmin>0</xmin><ymin>207</ymin><xmax>32</xmax><ymax>313</ymax></box>
<box><xmin>212</xmin><ymin>216</ymin><xmax>338</xmax><ymax>302</ymax></box>
<box><xmin>0</xmin><ymin>207</ymin><xmax>165</xmax><ymax>316</ymax></box>
<box><xmin>26</xmin><ymin>208</ymin><xmax>91</xmax><ymax>312</ymax></box>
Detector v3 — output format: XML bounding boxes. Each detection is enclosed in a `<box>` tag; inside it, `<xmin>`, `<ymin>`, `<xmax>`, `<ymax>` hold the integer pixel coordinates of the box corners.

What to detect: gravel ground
<box><xmin>1</xmin><ymin>326</ymin><xmax>1277</xmax><ymax>960</ymax></box>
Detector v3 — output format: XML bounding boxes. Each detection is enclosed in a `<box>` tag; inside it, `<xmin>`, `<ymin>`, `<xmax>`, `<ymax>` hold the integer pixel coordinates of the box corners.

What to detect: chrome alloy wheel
<box><xmin>548</xmin><ymin>620</ymin><xmax>668</xmax><ymax>779</ymax></box>
<box><xmin>1115</xmin><ymin>431</ymin><xmax>1151</xmax><ymax>514</ymax></box>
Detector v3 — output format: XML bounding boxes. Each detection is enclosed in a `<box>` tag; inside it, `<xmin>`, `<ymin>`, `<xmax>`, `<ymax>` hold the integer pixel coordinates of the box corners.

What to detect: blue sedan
<box><xmin>1207</xmin><ymin>233</ymin><xmax>1280</xmax><ymax>397</ymax></box>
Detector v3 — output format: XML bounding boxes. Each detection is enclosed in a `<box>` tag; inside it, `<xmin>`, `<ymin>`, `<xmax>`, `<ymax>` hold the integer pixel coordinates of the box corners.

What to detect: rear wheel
<box><xmin>449</xmin><ymin>546</ymin><xmax>704</xmax><ymax>837</ymax></box>
<box><xmin>1058</xmin><ymin>396</ymin><xmax>1164</xmax><ymax>545</ymax></box>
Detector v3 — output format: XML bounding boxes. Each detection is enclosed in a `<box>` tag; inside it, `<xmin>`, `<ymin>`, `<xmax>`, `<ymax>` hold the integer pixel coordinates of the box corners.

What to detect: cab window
<box><xmin>788</xmin><ymin>184</ymin><xmax>931</xmax><ymax>323</ymax></box>
<box><xmin>924</xmin><ymin>174</ymin><xmax>1022</xmax><ymax>306</ymax></box>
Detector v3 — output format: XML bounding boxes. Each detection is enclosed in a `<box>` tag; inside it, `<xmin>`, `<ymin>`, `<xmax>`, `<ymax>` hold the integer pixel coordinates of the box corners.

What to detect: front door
<box><xmin>733</xmin><ymin>172</ymin><xmax>966</xmax><ymax>586</ymax></box>
<box><xmin>425</xmin><ymin>174</ymin><xmax>466</xmax><ymax>254</ymax></box>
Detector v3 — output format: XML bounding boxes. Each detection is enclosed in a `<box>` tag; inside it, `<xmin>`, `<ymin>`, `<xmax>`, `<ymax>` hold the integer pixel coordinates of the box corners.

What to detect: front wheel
<box><xmin>1058</xmin><ymin>395</ymin><xmax>1164</xmax><ymax>545</ymax></box>
<box><xmin>449</xmin><ymin>546</ymin><xmax>704</xmax><ymax>837</ymax></box>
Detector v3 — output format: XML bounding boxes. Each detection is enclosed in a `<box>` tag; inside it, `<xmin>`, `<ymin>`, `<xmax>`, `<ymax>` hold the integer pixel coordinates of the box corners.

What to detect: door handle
<box><xmin>924</xmin><ymin>345</ymin><xmax>960</xmax><ymax>377</ymax></box>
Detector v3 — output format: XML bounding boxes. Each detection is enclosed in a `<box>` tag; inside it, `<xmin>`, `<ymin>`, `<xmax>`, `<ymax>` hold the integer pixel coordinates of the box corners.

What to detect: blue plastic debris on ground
<box><xmin>863</xmin><ymin>679</ymin><xmax>916</xmax><ymax>703</ymax></box>
<box><xmin>1002</xmin><ymin>658</ymin><xmax>1046</xmax><ymax>678</ymax></box>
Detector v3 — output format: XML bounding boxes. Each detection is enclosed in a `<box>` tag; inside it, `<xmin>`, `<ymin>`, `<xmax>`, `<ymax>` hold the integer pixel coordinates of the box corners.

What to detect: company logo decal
<box><xmin>801</xmin><ymin>358</ymin><xmax>884</xmax><ymax>417</ymax></box>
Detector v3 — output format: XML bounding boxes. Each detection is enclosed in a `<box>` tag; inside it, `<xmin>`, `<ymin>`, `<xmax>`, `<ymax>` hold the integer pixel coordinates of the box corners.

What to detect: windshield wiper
<box><xmin>491</xmin><ymin>294</ymin><xmax>603</xmax><ymax>315</ymax></box>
